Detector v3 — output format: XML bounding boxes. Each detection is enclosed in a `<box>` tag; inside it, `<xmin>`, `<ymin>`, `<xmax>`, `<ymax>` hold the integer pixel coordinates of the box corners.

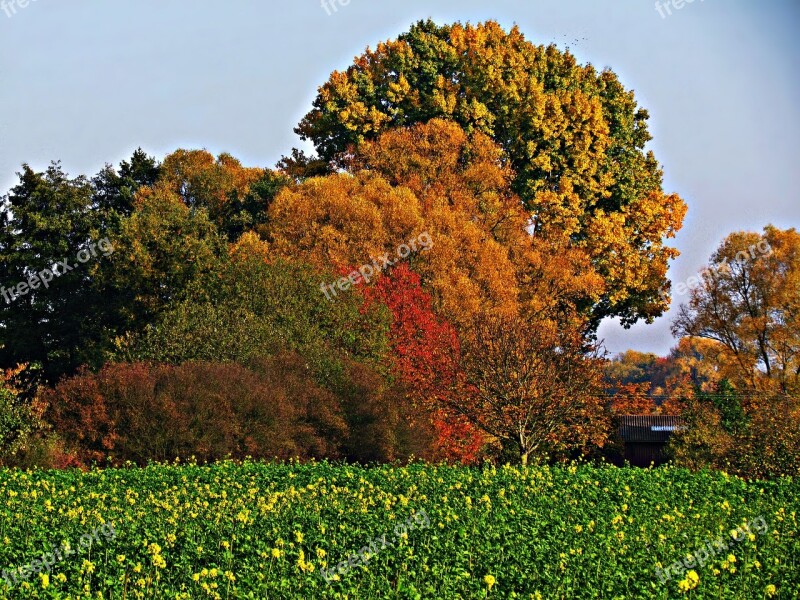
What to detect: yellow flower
<box><xmin>40</xmin><ymin>573</ymin><xmax>49</xmax><ymax>589</ymax></box>
<box><xmin>765</xmin><ymin>584</ymin><xmax>777</xmax><ymax>597</ymax></box>
<box><xmin>271</xmin><ymin>548</ymin><xmax>282</xmax><ymax>559</ymax></box>
<box><xmin>484</xmin><ymin>574</ymin><xmax>496</xmax><ymax>590</ymax></box>
<box><xmin>686</xmin><ymin>570</ymin><xmax>699</xmax><ymax>584</ymax></box>
<box><xmin>192</xmin><ymin>573</ymin><xmax>200</xmax><ymax>582</ymax></box>
<box><xmin>727</xmin><ymin>554</ymin><xmax>736</xmax><ymax>563</ymax></box>
<box><xmin>574</xmin><ymin>525</ymin><xmax>583</xmax><ymax>533</ymax></box>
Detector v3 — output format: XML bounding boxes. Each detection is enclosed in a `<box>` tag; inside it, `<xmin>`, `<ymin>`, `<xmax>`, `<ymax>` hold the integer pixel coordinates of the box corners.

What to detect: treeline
<box><xmin>1</xmin><ymin>20</ymin><xmax>797</xmax><ymax>476</ymax></box>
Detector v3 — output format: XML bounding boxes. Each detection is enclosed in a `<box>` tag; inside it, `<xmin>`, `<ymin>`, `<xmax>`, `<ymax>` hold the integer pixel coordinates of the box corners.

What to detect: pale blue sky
<box><xmin>1</xmin><ymin>0</ymin><xmax>798</xmax><ymax>356</ymax></box>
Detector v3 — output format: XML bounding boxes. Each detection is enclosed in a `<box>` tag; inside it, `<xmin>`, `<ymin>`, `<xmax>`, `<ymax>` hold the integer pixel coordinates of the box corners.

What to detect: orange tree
<box><xmin>454</xmin><ymin>312</ymin><xmax>608</xmax><ymax>465</ymax></box>
<box><xmin>673</xmin><ymin>226</ymin><xmax>800</xmax><ymax>395</ymax></box>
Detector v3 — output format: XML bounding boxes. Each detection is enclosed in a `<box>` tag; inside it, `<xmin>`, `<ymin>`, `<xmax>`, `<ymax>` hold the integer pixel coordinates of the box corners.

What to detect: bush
<box><xmin>42</xmin><ymin>354</ymin><xmax>432</xmax><ymax>466</ymax></box>
<box><xmin>0</xmin><ymin>365</ymin><xmax>43</xmax><ymax>465</ymax></box>
<box><xmin>669</xmin><ymin>390</ymin><xmax>800</xmax><ymax>478</ymax></box>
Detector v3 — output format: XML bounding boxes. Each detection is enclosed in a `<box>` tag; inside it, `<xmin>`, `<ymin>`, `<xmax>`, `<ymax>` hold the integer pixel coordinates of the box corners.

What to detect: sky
<box><xmin>1</xmin><ymin>0</ymin><xmax>798</xmax><ymax>357</ymax></box>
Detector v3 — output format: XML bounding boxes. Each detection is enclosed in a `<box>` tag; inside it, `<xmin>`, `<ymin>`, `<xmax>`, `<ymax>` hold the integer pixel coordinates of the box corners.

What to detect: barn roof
<box><xmin>618</xmin><ymin>415</ymin><xmax>686</xmax><ymax>443</ymax></box>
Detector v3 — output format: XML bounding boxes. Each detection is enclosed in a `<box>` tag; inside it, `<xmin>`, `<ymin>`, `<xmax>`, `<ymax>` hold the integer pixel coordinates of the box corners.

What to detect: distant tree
<box><xmin>608</xmin><ymin>383</ymin><xmax>659</xmax><ymax>416</ymax></box>
<box><xmin>156</xmin><ymin>149</ymin><xmax>291</xmax><ymax>241</ymax></box>
<box><xmin>276</xmin><ymin>148</ymin><xmax>332</xmax><ymax>181</ymax></box>
<box><xmin>604</xmin><ymin>350</ymin><xmax>661</xmax><ymax>391</ymax></box>
<box><xmin>673</xmin><ymin>226</ymin><xmax>800</xmax><ymax>395</ymax></box>
<box><xmin>92</xmin><ymin>148</ymin><xmax>161</xmax><ymax>225</ymax></box>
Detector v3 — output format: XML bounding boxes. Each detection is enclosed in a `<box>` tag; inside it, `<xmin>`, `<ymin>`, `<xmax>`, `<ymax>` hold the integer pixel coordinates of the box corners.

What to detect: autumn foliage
<box><xmin>42</xmin><ymin>355</ymin><xmax>429</xmax><ymax>466</ymax></box>
<box><xmin>15</xmin><ymin>20</ymin><xmax>800</xmax><ymax>476</ymax></box>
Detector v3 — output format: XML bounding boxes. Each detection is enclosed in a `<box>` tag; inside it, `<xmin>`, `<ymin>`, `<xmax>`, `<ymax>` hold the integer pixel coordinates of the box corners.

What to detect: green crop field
<box><xmin>0</xmin><ymin>462</ymin><xmax>797</xmax><ymax>599</ymax></box>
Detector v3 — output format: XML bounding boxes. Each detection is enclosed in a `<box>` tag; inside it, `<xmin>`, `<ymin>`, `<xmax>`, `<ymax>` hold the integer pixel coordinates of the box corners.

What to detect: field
<box><xmin>0</xmin><ymin>462</ymin><xmax>797</xmax><ymax>599</ymax></box>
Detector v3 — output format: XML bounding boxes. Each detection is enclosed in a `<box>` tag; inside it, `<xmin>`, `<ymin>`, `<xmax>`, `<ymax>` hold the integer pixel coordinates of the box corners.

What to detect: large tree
<box><xmin>673</xmin><ymin>226</ymin><xmax>800</xmax><ymax>395</ymax></box>
<box><xmin>295</xmin><ymin>20</ymin><xmax>686</xmax><ymax>328</ymax></box>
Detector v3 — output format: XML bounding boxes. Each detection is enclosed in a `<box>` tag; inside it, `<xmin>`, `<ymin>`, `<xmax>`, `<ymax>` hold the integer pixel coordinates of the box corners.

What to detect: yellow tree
<box><xmin>673</xmin><ymin>226</ymin><xmax>800</xmax><ymax>395</ymax></box>
<box><xmin>270</xmin><ymin>120</ymin><xmax>604</xmax><ymax>330</ymax></box>
<box><xmin>296</xmin><ymin>20</ymin><xmax>687</xmax><ymax>329</ymax></box>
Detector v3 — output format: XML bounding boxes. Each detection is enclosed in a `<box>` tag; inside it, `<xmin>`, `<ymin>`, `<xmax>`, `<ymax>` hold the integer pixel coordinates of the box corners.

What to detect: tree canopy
<box><xmin>296</xmin><ymin>19</ymin><xmax>686</xmax><ymax>328</ymax></box>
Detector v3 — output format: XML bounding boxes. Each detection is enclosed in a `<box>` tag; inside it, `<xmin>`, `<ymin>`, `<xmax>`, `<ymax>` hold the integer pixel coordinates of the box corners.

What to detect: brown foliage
<box><xmin>43</xmin><ymin>354</ymin><xmax>431</xmax><ymax>466</ymax></box>
<box><xmin>455</xmin><ymin>312</ymin><xmax>608</xmax><ymax>465</ymax></box>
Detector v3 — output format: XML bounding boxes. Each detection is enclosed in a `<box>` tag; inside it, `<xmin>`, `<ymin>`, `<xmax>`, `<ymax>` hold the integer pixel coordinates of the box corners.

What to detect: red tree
<box><xmin>364</xmin><ymin>264</ymin><xmax>484</xmax><ymax>463</ymax></box>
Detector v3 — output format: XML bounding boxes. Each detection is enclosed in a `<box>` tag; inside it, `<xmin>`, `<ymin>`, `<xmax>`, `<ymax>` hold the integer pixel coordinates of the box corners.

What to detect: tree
<box><xmin>0</xmin><ymin>152</ymin><xmax>162</xmax><ymax>382</ymax></box>
<box><xmin>673</xmin><ymin>226</ymin><xmax>800</xmax><ymax>395</ymax></box>
<box><xmin>156</xmin><ymin>149</ymin><xmax>290</xmax><ymax>241</ymax></box>
<box><xmin>296</xmin><ymin>20</ymin><xmax>686</xmax><ymax>328</ymax></box>
<box><xmin>604</xmin><ymin>350</ymin><xmax>661</xmax><ymax>391</ymax></box>
<box><xmin>91</xmin><ymin>148</ymin><xmax>161</xmax><ymax>226</ymax></box>
<box><xmin>364</xmin><ymin>264</ymin><xmax>484</xmax><ymax>463</ymax></box>
<box><xmin>105</xmin><ymin>182</ymin><xmax>226</xmax><ymax>338</ymax></box>
<box><xmin>454</xmin><ymin>313</ymin><xmax>608</xmax><ymax>465</ymax></box>
<box><xmin>270</xmin><ymin>120</ymin><xmax>602</xmax><ymax>331</ymax></box>
<box><xmin>0</xmin><ymin>164</ymin><xmax>103</xmax><ymax>381</ymax></box>
<box><xmin>130</xmin><ymin>251</ymin><xmax>391</xmax><ymax>378</ymax></box>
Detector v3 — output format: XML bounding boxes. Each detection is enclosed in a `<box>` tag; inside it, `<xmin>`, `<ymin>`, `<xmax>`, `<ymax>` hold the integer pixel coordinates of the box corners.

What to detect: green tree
<box><xmin>0</xmin><ymin>163</ymin><xmax>102</xmax><ymax>381</ymax></box>
<box><xmin>105</xmin><ymin>182</ymin><xmax>227</xmax><ymax>337</ymax></box>
<box><xmin>129</xmin><ymin>251</ymin><xmax>391</xmax><ymax>384</ymax></box>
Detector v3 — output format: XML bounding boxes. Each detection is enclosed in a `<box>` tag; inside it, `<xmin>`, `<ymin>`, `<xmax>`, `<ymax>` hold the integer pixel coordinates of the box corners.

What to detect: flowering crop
<box><xmin>0</xmin><ymin>461</ymin><xmax>797</xmax><ymax>598</ymax></box>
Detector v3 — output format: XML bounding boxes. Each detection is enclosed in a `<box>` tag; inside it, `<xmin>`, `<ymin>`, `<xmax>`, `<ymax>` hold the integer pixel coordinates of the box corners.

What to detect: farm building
<box><xmin>618</xmin><ymin>415</ymin><xmax>686</xmax><ymax>467</ymax></box>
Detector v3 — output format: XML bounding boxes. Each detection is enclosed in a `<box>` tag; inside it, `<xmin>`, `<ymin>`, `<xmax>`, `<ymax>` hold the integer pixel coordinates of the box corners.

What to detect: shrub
<box><xmin>42</xmin><ymin>354</ymin><xmax>431</xmax><ymax>466</ymax></box>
